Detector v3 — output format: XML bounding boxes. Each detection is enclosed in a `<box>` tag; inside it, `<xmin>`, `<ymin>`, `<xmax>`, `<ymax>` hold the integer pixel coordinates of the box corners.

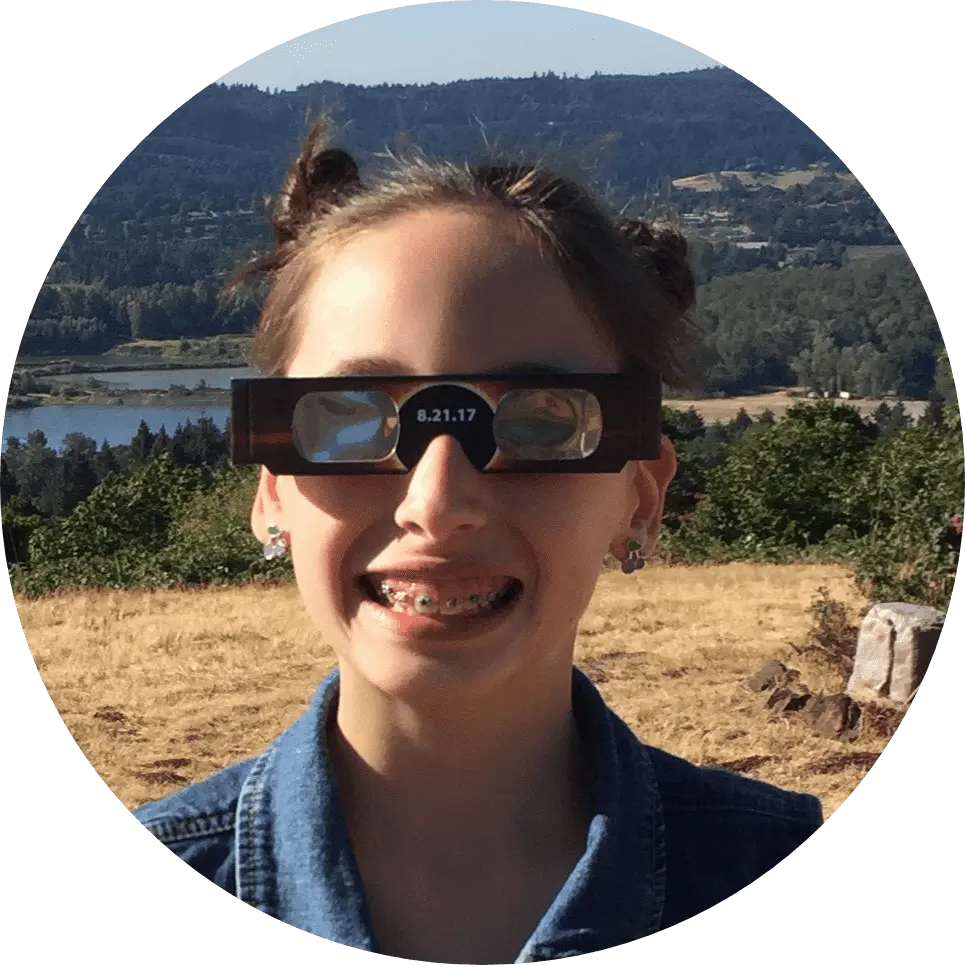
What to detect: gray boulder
<box><xmin>847</xmin><ymin>603</ymin><xmax>944</xmax><ymax>704</ymax></box>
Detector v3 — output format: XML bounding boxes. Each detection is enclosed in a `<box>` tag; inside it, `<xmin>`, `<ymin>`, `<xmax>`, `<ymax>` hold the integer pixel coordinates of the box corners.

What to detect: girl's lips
<box><xmin>354</xmin><ymin>576</ymin><xmax>525</xmax><ymax>641</ymax></box>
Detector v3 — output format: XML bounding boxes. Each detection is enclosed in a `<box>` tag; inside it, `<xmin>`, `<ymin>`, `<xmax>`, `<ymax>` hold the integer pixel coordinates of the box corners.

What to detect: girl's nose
<box><xmin>394</xmin><ymin>434</ymin><xmax>489</xmax><ymax>540</ymax></box>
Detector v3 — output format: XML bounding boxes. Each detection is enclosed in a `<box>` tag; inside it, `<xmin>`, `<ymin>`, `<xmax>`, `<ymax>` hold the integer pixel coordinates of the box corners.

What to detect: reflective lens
<box><xmin>493</xmin><ymin>389</ymin><xmax>602</xmax><ymax>459</ymax></box>
<box><xmin>291</xmin><ymin>387</ymin><xmax>604</xmax><ymax>465</ymax></box>
<box><xmin>293</xmin><ymin>391</ymin><xmax>399</xmax><ymax>463</ymax></box>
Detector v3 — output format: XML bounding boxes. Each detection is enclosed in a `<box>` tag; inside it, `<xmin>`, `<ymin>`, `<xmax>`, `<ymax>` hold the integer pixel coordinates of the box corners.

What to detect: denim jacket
<box><xmin>134</xmin><ymin>668</ymin><xmax>822</xmax><ymax>960</ymax></box>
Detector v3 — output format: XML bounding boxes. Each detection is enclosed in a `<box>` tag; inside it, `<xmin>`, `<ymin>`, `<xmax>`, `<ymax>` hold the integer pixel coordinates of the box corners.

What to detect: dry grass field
<box><xmin>664</xmin><ymin>391</ymin><xmax>927</xmax><ymax>423</ymax></box>
<box><xmin>17</xmin><ymin>563</ymin><xmax>895</xmax><ymax>818</ymax></box>
<box><xmin>671</xmin><ymin>169</ymin><xmax>857</xmax><ymax>192</ymax></box>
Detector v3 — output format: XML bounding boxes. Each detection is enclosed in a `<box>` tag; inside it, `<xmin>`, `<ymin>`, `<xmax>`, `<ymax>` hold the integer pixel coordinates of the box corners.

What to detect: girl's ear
<box><xmin>251</xmin><ymin>467</ymin><xmax>284</xmax><ymax>544</ymax></box>
<box><xmin>643</xmin><ymin>436</ymin><xmax>678</xmax><ymax>548</ymax></box>
<box><xmin>611</xmin><ymin>436</ymin><xmax>678</xmax><ymax>558</ymax></box>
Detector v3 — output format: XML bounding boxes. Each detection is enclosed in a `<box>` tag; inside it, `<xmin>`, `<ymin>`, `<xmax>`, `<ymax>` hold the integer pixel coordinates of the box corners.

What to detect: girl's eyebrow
<box><xmin>327</xmin><ymin>358</ymin><xmax>576</xmax><ymax>377</ymax></box>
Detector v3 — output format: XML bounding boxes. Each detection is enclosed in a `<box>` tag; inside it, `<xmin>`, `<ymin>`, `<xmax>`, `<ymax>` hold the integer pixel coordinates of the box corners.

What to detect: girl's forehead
<box><xmin>289</xmin><ymin>207</ymin><xmax>619</xmax><ymax>377</ymax></box>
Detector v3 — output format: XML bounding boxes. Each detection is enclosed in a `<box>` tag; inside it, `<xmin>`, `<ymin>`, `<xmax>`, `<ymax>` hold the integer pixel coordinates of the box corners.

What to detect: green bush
<box><xmin>665</xmin><ymin>402</ymin><xmax>962</xmax><ymax>609</ymax></box>
<box><xmin>159</xmin><ymin>466</ymin><xmax>292</xmax><ymax>585</ymax></box>
<box><xmin>671</xmin><ymin>402</ymin><xmax>877</xmax><ymax>554</ymax></box>
<box><xmin>9</xmin><ymin>457</ymin><xmax>293</xmax><ymax>595</ymax></box>
<box><xmin>27</xmin><ymin>453</ymin><xmax>206</xmax><ymax>563</ymax></box>
<box><xmin>790</xmin><ymin>586</ymin><xmax>858</xmax><ymax>682</ymax></box>
<box><xmin>2</xmin><ymin>501</ymin><xmax>45</xmax><ymax>568</ymax></box>
<box><xmin>843</xmin><ymin>405</ymin><xmax>963</xmax><ymax>608</ymax></box>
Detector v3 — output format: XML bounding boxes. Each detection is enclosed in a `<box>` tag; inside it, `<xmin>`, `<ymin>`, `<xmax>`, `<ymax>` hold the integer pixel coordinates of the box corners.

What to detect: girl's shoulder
<box><xmin>640</xmin><ymin>742</ymin><xmax>823</xmax><ymax>929</ymax></box>
<box><xmin>132</xmin><ymin>755</ymin><xmax>260</xmax><ymax>894</ymax></box>
<box><xmin>644</xmin><ymin>742</ymin><xmax>824</xmax><ymax>827</ymax></box>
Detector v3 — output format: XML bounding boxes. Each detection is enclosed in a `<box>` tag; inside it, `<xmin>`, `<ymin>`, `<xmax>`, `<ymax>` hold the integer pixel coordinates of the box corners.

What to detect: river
<box><xmin>2</xmin><ymin>404</ymin><xmax>231</xmax><ymax>450</ymax></box>
<box><xmin>3</xmin><ymin>365</ymin><xmax>250</xmax><ymax>449</ymax></box>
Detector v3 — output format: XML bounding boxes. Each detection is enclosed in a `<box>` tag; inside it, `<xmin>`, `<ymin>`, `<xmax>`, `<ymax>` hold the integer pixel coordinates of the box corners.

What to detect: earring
<box><xmin>621</xmin><ymin>539</ymin><xmax>645</xmax><ymax>574</ymax></box>
<box><xmin>262</xmin><ymin>523</ymin><xmax>288</xmax><ymax>560</ymax></box>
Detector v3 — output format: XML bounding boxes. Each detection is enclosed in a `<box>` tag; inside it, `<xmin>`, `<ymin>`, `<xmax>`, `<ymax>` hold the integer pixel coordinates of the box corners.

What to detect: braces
<box><xmin>376</xmin><ymin>582</ymin><xmax>514</xmax><ymax>613</ymax></box>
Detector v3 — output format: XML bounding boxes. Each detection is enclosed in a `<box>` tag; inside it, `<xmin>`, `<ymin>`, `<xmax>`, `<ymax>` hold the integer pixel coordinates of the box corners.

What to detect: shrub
<box><xmin>843</xmin><ymin>405</ymin><xmax>963</xmax><ymax>609</ymax></box>
<box><xmin>791</xmin><ymin>586</ymin><xmax>858</xmax><ymax>683</ymax></box>
<box><xmin>673</xmin><ymin>402</ymin><xmax>877</xmax><ymax>553</ymax></box>
<box><xmin>27</xmin><ymin>453</ymin><xmax>207</xmax><ymax>562</ymax></box>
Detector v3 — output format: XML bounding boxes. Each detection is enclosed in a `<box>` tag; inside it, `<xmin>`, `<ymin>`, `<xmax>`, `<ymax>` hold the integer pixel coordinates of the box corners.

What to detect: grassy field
<box><xmin>17</xmin><ymin>563</ymin><xmax>896</xmax><ymax>817</ymax></box>
<box><xmin>664</xmin><ymin>391</ymin><xmax>927</xmax><ymax>423</ymax></box>
<box><xmin>671</xmin><ymin>168</ymin><xmax>857</xmax><ymax>192</ymax></box>
<box><xmin>103</xmin><ymin>335</ymin><xmax>252</xmax><ymax>363</ymax></box>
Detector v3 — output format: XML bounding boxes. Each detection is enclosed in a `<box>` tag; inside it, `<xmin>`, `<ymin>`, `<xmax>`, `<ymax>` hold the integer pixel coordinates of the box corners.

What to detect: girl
<box><xmin>135</xmin><ymin>124</ymin><xmax>822</xmax><ymax>964</ymax></box>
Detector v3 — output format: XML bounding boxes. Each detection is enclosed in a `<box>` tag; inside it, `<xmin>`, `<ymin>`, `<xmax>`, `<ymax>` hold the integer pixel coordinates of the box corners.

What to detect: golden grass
<box><xmin>665</xmin><ymin>391</ymin><xmax>927</xmax><ymax>423</ymax></box>
<box><xmin>16</xmin><ymin>563</ymin><xmax>892</xmax><ymax>817</ymax></box>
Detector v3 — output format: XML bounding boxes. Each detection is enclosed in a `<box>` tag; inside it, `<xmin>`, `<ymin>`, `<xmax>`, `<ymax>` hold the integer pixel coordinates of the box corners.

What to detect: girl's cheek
<box><xmin>291</xmin><ymin>475</ymin><xmax>396</xmax><ymax>520</ymax></box>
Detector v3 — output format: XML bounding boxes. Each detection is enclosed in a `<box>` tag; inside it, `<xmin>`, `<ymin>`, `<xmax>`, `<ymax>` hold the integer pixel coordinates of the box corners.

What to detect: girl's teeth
<box><xmin>413</xmin><ymin>595</ymin><xmax>439</xmax><ymax>615</ymax></box>
<box><xmin>369</xmin><ymin>576</ymin><xmax>520</xmax><ymax>615</ymax></box>
<box><xmin>440</xmin><ymin>597</ymin><xmax>462</xmax><ymax>616</ymax></box>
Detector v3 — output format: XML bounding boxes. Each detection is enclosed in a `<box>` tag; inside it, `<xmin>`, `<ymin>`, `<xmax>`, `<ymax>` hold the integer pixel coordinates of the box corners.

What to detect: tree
<box><xmin>873</xmin><ymin>401</ymin><xmax>912</xmax><ymax>439</ymax></box>
<box><xmin>27</xmin><ymin>453</ymin><xmax>207</xmax><ymax>566</ymax></box>
<box><xmin>935</xmin><ymin>347</ymin><xmax>957</xmax><ymax>406</ymax></box>
<box><xmin>5</xmin><ymin>431</ymin><xmax>60</xmax><ymax>516</ymax></box>
<box><xmin>60</xmin><ymin>434</ymin><xmax>100</xmax><ymax>515</ymax></box>
<box><xmin>849</xmin><ymin>409</ymin><xmax>964</xmax><ymax>608</ymax></box>
<box><xmin>680</xmin><ymin>402</ymin><xmax>876</xmax><ymax>551</ymax></box>
<box><xmin>131</xmin><ymin>421</ymin><xmax>157</xmax><ymax>463</ymax></box>
<box><xmin>150</xmin><ymin>426</ymin><xmax>172</xmax><ymax>459</ymax></box>
<box><xmin>94</xmin><ymin>441</ymin><xmax>121</xmax><ymax>482</ymax></box>
<box><xmin>0</xmin><ymin>456</ymin><xmax>17</xmax><ymax>504</ymax></box>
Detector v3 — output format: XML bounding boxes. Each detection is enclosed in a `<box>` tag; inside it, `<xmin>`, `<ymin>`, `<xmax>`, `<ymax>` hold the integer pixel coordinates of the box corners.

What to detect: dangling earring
<box><xmin>621</xmin><ymin>539</ymin><xmax>645</xmax><ymax>574</ymax></box>
<box><xmin>262</xmin><ymin>523</ymin><xmax>287</xmax><ymax>560</ymax></box>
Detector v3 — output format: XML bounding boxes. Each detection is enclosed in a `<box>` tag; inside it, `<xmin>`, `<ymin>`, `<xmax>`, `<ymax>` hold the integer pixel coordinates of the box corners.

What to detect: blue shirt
<box><xmin>134</xmin><ymin>668</ymin><xmax>822</xmax><ymax>959</ymax></box>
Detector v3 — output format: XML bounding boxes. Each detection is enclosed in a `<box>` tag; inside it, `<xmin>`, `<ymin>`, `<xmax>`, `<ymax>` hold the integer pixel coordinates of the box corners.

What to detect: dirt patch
<box><xmin>707</xmin><ymin>755</ymin><xmax>778</xmax><ymax>774</ymax></box>
<box><xmin>804</xmin><ymin>752</ymin><xmax>880</xmax><ymax>775</ymax></box>
<box><xmin>579</xmin><ymin>657</ymin><xmax>610</xmax><ymax>685</ymax></box>
<box><xmin>861</xmin><ymin>703</ymin><xmax>905</xmax><ymax>740</ymax></box>
<box><xmin>133</xmin><ymin>770</ymin><xmax>190</xmax><ymax>786</ymax></box>
<box><xmin>93</xmin><ymin>708</ymin><xmax>127</xmax><ymax>723</ymax></box>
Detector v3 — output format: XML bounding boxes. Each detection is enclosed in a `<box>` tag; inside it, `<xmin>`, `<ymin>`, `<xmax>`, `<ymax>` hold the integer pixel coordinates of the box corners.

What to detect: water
<box><xmin>48</xmin><ymin>365</ymin><xmax>251</xmax><ymax>391</ymax></box>
<box><xmin>2</xmin><ymin>404</ymin><xmax>230</xmax><ymax>451</ymax></box>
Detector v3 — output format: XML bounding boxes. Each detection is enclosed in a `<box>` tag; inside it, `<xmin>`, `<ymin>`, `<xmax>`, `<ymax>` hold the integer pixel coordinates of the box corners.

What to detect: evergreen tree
<box><xmin>93</xmin><ymin>441</ymin><xmax>121</xmax><ymax>482</ymax></box>
<box><xmin>131</xmin><ymin>421</ymin><xmax>157</xmax><ymax>464</ymax></box>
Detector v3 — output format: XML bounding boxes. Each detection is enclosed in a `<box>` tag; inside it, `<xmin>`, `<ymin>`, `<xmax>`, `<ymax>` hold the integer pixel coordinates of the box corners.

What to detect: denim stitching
<box><xmin>143</xmin><ymin>811</ymin><xmax>235</xmax><ymax>844</ymax></box>
<box><xmin>235</xmin><ymin>744</ymin><xmax>277</xmax><ymax>901</ymax></box>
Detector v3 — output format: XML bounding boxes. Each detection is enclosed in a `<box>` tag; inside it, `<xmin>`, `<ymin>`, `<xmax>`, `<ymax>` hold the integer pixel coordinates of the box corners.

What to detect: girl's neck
<box><xmin>328</xmin><ymin>661</ymin><xmax>588</xmax><ymax>851</ymax></box>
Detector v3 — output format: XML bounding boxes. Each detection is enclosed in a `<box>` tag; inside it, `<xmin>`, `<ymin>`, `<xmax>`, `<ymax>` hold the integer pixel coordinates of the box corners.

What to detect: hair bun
<box><xmin>273</xmin><ymin>124</ymin><xmax>362</xmax><ymax>247</ymax></box>
<box><xmin>617</xmin><ymin>217</ymin><xmax>696</xmax><ymax>315</ymax></box>
<box><xmin>306</xmin><ymin>148</ymin><xmax>360</xmax><ymax>197</ymax></box>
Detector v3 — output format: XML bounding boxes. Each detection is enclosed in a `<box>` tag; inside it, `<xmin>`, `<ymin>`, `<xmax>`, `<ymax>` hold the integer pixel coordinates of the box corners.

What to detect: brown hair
<box><xmin>230</xmin><ymin>120</ymin><xmax>699</xmax><ymax>385</ymax></box>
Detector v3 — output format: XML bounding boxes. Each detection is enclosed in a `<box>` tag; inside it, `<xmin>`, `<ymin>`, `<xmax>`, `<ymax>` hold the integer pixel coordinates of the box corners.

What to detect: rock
<box><xmin>765</xmin><ymin>687</ymin><xmax>813</xmax><ymax>714</ymax></box>
<box><xmin>803</xmin><ymin>693</ymin><xmax>862</xmax><ymax>742</ymax></box>
<box><xmin>746</xmin><ymin>660</ymin><xmax>801</xmax><ymax>693</ymax></box>
<box><xmin>847</xmin><ymin>603</ymin><xmax>945</xmax><ymax>704</ymax></box>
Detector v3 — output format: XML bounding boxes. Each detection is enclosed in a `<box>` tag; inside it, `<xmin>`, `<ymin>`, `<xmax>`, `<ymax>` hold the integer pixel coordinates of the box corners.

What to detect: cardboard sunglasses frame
<box><xmin>230</xmin><ymin>370</ymin><xmax>662</xmax><ymax>474</ymax></box>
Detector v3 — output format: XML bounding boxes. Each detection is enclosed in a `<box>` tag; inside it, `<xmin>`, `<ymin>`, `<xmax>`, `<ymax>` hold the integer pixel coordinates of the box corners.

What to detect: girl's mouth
<box><xmin>356</xmin><ymin>574</ymin><xmax>524</xmax><ymax>618</ymax></box>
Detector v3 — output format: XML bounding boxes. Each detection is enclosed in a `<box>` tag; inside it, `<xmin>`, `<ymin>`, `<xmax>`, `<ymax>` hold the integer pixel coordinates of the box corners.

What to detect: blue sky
<box><xmin>218</xmin><ymin>2</ymin><xmax>719</xmax><ymax>89</ymax></box>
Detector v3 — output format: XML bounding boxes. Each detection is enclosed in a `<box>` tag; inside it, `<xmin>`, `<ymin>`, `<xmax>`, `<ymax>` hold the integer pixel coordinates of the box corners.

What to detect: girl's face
<box><xmin>253</xmin><ymin>207</ymin><xmax>676</xmax><ymax>702</ymax></box>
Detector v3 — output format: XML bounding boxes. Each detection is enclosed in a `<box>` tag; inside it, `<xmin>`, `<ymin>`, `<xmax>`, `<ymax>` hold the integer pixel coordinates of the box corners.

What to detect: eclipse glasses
<box><xmin>231</xmin><ymin>370</ymin><xmax>662</xmax><ymax>475</ymax></box>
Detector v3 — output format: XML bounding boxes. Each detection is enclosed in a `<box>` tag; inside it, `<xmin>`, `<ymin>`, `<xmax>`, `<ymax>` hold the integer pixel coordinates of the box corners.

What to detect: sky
<box><xmin>218</xmin><ymin>2</ymin><xmax>719</xmax><ymax>89</ymax></box>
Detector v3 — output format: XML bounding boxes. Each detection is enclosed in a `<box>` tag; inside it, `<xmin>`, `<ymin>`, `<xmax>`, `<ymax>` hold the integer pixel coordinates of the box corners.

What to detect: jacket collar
<box><xmin>235</xmin><ymin>668</ymin><xmax>666</xmax><ymax>959</ymax></box>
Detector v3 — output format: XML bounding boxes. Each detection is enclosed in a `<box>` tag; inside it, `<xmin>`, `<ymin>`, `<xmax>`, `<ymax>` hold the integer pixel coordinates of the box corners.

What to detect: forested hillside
<box><xmin>23</xmin><ymin>68</ymin><xmax>944</xmax><ymax>398</ymax></box>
